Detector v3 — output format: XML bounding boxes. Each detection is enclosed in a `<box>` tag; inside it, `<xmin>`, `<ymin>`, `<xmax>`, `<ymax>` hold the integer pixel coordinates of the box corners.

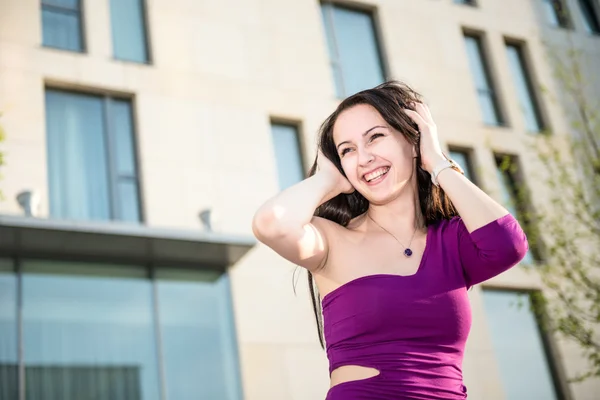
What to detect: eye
<box><xmin>340</xmin><ymin>148</ymin><xmax>352</xmax><ymax>157</ymax></box>
<box><xmin>369</xmin><ymin>133</ymin><xmax>384</xmax><ymax>142</ymax></box>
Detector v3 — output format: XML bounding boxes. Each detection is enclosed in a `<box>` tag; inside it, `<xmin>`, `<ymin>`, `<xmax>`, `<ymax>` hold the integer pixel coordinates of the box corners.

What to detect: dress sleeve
<box><xmin>452</xmin><ymin>214</ymin><xmax>529</xmax><ymax>287</ymax></box>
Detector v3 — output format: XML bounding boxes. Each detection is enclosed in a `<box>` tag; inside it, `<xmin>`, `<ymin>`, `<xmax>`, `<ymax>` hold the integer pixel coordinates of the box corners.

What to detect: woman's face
<box><xmin>332</xmin><ymin>104</ymin><xmax>416</xmax><ymax>205</ymax></box>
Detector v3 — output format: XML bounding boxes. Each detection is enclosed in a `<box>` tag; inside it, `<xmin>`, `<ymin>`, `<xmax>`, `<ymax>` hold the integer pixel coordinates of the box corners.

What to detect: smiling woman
<box><xmin>252</xmin><ymin>81</ymin><xmax>528</xmax><ymax>400</ymax></box>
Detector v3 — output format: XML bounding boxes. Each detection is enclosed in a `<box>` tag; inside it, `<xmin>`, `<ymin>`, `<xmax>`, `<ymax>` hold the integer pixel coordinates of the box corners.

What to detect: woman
<box><xmin>252</xmin><ymin>81</ymin><xmax>528</xmax><ymax>399</ymax></box>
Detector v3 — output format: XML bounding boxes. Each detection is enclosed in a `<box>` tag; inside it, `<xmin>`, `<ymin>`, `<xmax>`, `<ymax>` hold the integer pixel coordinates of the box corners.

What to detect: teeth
<box><xmin>365</xmin><ymin>167</ymin><xmax>389</xmax><ymax>182</ymax></box>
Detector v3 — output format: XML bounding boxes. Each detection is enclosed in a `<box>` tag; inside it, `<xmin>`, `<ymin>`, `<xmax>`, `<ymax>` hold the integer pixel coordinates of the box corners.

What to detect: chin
<box><xmin>359</xmin><ymin>184</ymin><xmax>410</xmax><ymax>206</ymax></box>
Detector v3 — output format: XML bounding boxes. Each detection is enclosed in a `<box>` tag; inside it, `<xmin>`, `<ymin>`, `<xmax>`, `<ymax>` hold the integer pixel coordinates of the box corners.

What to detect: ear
<box><xmin>411</xmin><ymin>145</ymin><xmax>418</xmax><ymax>158</ymax></box>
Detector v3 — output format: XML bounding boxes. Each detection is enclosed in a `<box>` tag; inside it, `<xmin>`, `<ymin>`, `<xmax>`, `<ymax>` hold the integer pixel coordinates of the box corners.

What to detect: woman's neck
<box><xmin>367</xmin><ymin>188</ymin><xmax>425</xmax><ymax>233</ymax></box>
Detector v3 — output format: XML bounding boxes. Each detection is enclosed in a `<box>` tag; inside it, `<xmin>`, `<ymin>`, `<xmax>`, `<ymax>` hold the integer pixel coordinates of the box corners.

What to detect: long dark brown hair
<box><xmin>306</xmin><ymin>81</ymin><xmax>457</xmax><ymax>348</ymax></box>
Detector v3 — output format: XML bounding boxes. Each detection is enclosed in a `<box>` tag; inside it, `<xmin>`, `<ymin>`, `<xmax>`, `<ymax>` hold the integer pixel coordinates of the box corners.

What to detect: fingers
<box><xmin>403</xmin><ymin>108</ymin><xmax>427</xmax><ymax>128</ymax></box>
<box><xmin>410</xmin><ymin>102</ymin><xmax>433</xmax><ymax>122</ymax></box>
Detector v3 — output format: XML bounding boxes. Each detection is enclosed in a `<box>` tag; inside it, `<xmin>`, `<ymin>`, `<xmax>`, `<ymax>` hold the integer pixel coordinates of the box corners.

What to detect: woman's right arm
<box><xmin>252</xmin><ymin>153</ymin><xmax>353</xmax><ymax>272</ymax></box>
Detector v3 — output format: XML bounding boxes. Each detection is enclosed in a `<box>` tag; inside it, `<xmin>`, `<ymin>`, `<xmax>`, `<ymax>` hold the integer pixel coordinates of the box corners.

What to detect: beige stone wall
<box><xmin>1</xmin><ymin>0</ymin><xmax>599</xmax><ymax>399</ymax></box>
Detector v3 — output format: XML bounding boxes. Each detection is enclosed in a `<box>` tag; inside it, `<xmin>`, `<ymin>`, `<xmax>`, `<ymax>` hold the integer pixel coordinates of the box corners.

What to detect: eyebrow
<box><xmin>336</xmin><ymin>125</ymin><xmax>388</xmax><ymax>150</ymax></box>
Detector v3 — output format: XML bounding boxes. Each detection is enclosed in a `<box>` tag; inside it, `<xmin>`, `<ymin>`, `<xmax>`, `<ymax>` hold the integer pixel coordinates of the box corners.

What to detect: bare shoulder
<box><xmin>310</xmin><ymin>214</ymin><xmax>367</xmax><ymax>252</ymax></box>
<box><xmin>311</xmin><ymin>214</ymin><xmax>366</xmax><ymax>235</ymax></box>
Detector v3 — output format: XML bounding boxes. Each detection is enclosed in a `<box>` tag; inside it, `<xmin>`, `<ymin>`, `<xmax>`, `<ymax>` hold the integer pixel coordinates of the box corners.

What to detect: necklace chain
<box><xmin>367</xmin><ymin>214</ymin><xmax>418</xmax><ymax>257</ymax></box>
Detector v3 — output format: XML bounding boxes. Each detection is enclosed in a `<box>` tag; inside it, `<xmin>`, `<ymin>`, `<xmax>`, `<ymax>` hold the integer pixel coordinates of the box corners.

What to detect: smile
<box><xmin>364</xmin><ymin>167</ymin><xmax>390</xmax><ymax>183</ymax></box>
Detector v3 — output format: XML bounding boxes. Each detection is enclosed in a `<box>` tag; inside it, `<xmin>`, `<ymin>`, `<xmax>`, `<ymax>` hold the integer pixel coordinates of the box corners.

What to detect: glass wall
<box><xmin>0</xmin><ymin>259</ymin><xmax>17</xmax><ymax>400</ymax></box>
<box><xmin>482</xmin><ymin>290</ymin><xmax>559</xmax><ymax>399</ymax></box>
<box><xmin>0</xmin><ymin>259</ymin><xmax>241</xmax><ymax>400</ymax></box>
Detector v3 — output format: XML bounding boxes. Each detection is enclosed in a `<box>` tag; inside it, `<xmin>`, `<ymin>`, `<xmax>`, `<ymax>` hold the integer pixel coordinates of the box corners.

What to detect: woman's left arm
<box><xmin>405</xmin><ymin>103</ymin><xmax>528</xmax><ymax>286</ymax></box>
<box><xmin>404</xmin><ymin>103</ymin><xmax>509</xmax><ymax>233</ymax></box>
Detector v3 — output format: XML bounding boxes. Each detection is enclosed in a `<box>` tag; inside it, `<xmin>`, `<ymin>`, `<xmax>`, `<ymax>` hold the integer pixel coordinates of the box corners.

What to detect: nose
<box><xmin>358</xmin><ymin>146</ymin><xmax>375</xmax><ymax>167</ymax></box>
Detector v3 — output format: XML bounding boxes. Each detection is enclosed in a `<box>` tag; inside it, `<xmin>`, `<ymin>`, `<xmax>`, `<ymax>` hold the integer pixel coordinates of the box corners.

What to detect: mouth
<box><xmin>363</xmin><ymin>166</ymin><xmax>390</xmax><ymax>184</ymax></box>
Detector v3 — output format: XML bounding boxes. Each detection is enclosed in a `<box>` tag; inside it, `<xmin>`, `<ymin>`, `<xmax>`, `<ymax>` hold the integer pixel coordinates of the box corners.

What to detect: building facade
<box><xmin>0</xmin><ymin>0</ymin><xmax>599</xmax><ymax>399</ymax></box>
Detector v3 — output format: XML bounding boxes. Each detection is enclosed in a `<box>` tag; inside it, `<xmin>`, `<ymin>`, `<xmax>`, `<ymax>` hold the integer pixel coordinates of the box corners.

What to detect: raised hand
<box><xmin>317</xmin><ymin>150</ymin><xmax>355</xmax><ymax>195</ymax></box>
<box><xmin>402</xmin><ymin>103</ymin><xmax>446</xmax><ymax>174</ymax></box>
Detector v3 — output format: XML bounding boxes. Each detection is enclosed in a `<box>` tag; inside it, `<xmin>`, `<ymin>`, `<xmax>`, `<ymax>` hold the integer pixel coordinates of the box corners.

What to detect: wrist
<box><xmin>424</xmin><ymin>154</ymin><xmax>446</xmax><ymax>174</ymax></box>
<box><xmin>430</xmin><ymin>157</ymin><xmax>465</xmax><ymax>187</ymax></box>
<box><xmin>314</xmin><ymin>170</ymin><xmax>344</xmax><ymax>198</ymax></box>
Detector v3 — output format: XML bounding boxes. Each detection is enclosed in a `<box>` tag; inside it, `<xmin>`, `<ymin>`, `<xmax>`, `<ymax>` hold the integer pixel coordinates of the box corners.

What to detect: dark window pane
<box><xmin>321</xmin><ymin>5</ymin><xmax>385</xmax><ymax>97</ymax></box>
<box><xmin>42</xmin><ymin>9</ymin><xmax>82</xmax><ymax>52</ymax></box>
<box><xmin>45</xmin><ymin>90</ymin><xmax>111</xmax><ymax>221</ymax></box>
<box><xmin>271</xmin><ymin>124</ymin><xmax>304</xmax><ymax>190</ymax></box>
<box><xmin>0</xmin><ymin>260</ymin><xmax>18</xmax><ymax>400</ymax></box>
<box><xmin>579</xmin><ymin>0</ymin><xmax>600</xmax><ymax>33</ymax></box>
<box><xmin>543</xmin><ymin>0</ymin><xmax>570</xmax><ymax>28</ymax></box>
<box><xmin>22</xmin><ymin>261</ymin><xmax>160</xmax><ymax>400</ymax></box>
<box><xmin>157</xmin><ymin>271</ymin><xmax>242</xmax><ymax>400</ymax></box>
<box><xmin>110</xmin><ymin>0</ymin><xmax>149</xmax><ymax>63</ymax></box>
<box><xmin>454</xmin><ymin>0</ymin><xmax>476</xmax><ymax>5</ymax></box>
<box><xmin>482</xmin><ymin>290</ymin><xmax>558</xmax><ymax>399</ymax></box>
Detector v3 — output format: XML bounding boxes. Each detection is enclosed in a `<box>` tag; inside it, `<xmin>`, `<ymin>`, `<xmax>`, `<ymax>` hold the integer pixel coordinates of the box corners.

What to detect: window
<box><xmin>270</xmin><ymin>123</ymin><xmax>305</xmax><ymax>190</ymax></box>
<box><xmin>41</xmin><ymin>0</ymin><xmax>84</xmax><ymax>52</ymax></box>
<box><xmin>157</xmin><ymin>270</ymin><xmax>243</xmax><ymax>400</ymax></box>
<box><xmin>482</xmin><ymin>290</ymin><xmax>561</xmax><ymax>399</ymax></box>
<box><xmin>454</xmin><ymin>0</ymin><xmax>477</xmax><ymax>6</ymax></box>
<box><xmin>448</xmin><ymin>149</ymin><xmax>477</xmax><ymax>183</ymax></box>
<box><xmin>109</xmin><ymin>0</ymin><xmax>150</xmax><ymax>63</ymax></box>
<box><xmin>495</xmin><ymin>155</ymin><xmax>536</xmax><ymax>265</ymax></box>
<box><xmin>578</xmin><ymin>0</ymin><xmax>600</xmax><ymax>34</ymax></box>
<box><xmin>542</xmin><ymin>0</ymin><xmax>571</xmax><ymax>28</ymax></box>
<box><xmin>0</xmin><ymin>259</ymin><xmax>17</xmax><ymax>400</ymax></box>
<box><xmin>463</xmin><ymin>34</ymin><xmax>504</xmax><ymax>126</ymax></box>
<box><xmin>5</xmin><ymin>259</ymin><xmax>243</xmax><ymax>400</ymax></box>
<box><xmin>321</xmin><ymin>3</ymin><xmax>386</xmax><ymax>98</ymax></box>
<box><xmin>505</xmin><ymin>42</ymin><xmax>545</xmax><ymax>133</ymax></box>
<box><xmin>22</xmin><ymin>262</ymin><xmax>160</xmax><ymax>400</ymax></box>
<box><xmin>45</xmin><ymin>89</ymin><xmax>142</xmax><ymax>223</ymax></box>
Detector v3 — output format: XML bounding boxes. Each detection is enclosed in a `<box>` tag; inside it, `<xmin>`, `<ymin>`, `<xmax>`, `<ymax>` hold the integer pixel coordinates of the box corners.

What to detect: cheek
<box><xmin>340</xmin><ymin>158</ymin><xmax>359</xmax><ymax>182</ymax></box>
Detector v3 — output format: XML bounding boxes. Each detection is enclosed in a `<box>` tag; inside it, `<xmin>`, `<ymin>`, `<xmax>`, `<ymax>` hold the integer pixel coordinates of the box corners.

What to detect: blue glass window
<box><xmin>22</xmin><ymin>261</ymin><xmax>160</xmax><ymax>400</ymax></box>
<box><xmin>506</xmin><ymin>44</ymin><xmax>544</xmax><ymax>133</ymax></box>
<box><xmin>464</xmin><ymin>35</ymin><xmax>503</xmax><ymax>126</ymax></box>
<box><xmin>110</xmin><ymin>0</ymin><xmax>150</xmax><ymax>63</ymax></box>
<box><xmin>482</xmin><ymin>290</ymin><xmax>559</xmax><ymax>399</ymax></box>
<box><xmin>449</xmin><ymin>150</ymin><xmax>476</xmax><ymax>183</ymax></box>
<box><xmin>45</xmin><ymin>90</ymin><xmax>141</xmax><ymax>222</ymax></box>
<box><xmin>495</xmin><ymin>156</ymin><xmax>535</xmax><ymax>265</ymax></box>
<box><xmin>42</xmin><ymin>0</ymin><xmax>83</xmax><ymax>52</ymax></box>
<box><xmin>0</xmin><ymin>259</ymin><xmax>17</xmax><ymax>400</ymax></box>
<box><xmin>271</xmin><ymin>123</ymin><xmax>305</xmax><ymax>190</ymax></box>
<box><xmin>157</xmin><ymin>270</ymin><xmax>242</xmax><ymax>400</ymax></box>
<box><xmin>321</xmin><ymin>4</ymin><xmax>385</xmax><ymax>97</ymax></box>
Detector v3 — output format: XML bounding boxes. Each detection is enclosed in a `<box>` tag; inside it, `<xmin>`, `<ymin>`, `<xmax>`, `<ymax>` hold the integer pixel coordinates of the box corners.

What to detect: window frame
<box><xmin>1</xmin><ymin>257</ymin><xmax>244</xmax><ymax>400</ymax></box>
<box><xmin>462</xmin><ymin>30</ymin><xmax>506</xmax><ymax>127</ymax></box>
<box><xmin>448</xmin><ymin>147</ymin><xmax>479</xmax><ymax>186</ymax></box>
<box><xmin>480</xmin><ymin>288</ymin><xmax>572</xmax><ymax>400</ymax></box>
<box><xmin>320</xmin><ymin>1</ymin><xmax>389</xmax><ymax>98</ymax></box>
<box><xmin>44</xmin><ymin>87</ymin><xmax>145</xmax><ymax>223</ymax></box>
<box><xmin>269</xmin><ymin>118</ymin><xmax>307</xmax><ymax>190</ymax></box>
<box><xmin>504</xmin><ymin>38</ymin><xmax>548</xmax><ymax>134</ymax></box>
<box><xmin>542</xmin><ymin>0</ymin><xmax>573</xmax><ymax>29</ymax></box>
<box><xmin>109</xmin><ymin>0</ymin><xmax>153</xmax><ymax>64</ymax></box>
<box><xmin>578</xmin><ymin>0</ymin><xmax>600</xmax><ymax>35</ymax></box>
<box><xmin>453</xmin><ymin>0</ymin><xmax>478</xmax><ymax>7</ymax></box>
<box><xmin>494</xmin><ymin>153</ymin><xmax>542</xmax><ymax>263</ymax></box>
<box><xmin>41</xmin><ymin>0</ymin><xmax>86</xmax><ymax>52</ymax></box>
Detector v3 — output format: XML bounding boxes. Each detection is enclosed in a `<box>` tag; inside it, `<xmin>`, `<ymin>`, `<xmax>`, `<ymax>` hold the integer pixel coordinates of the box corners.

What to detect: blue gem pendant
<box><xmin>404</xmin><ymin>248</ymin><xmax>413</xmax><ymax>257</ymax></box>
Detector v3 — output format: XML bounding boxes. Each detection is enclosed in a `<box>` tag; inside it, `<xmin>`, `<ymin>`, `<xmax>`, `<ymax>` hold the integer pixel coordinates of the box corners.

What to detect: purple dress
<box><xmin>323</xmin><ymin>214</ymin><xmax>528</xmax><ymax>399</ymax></box>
